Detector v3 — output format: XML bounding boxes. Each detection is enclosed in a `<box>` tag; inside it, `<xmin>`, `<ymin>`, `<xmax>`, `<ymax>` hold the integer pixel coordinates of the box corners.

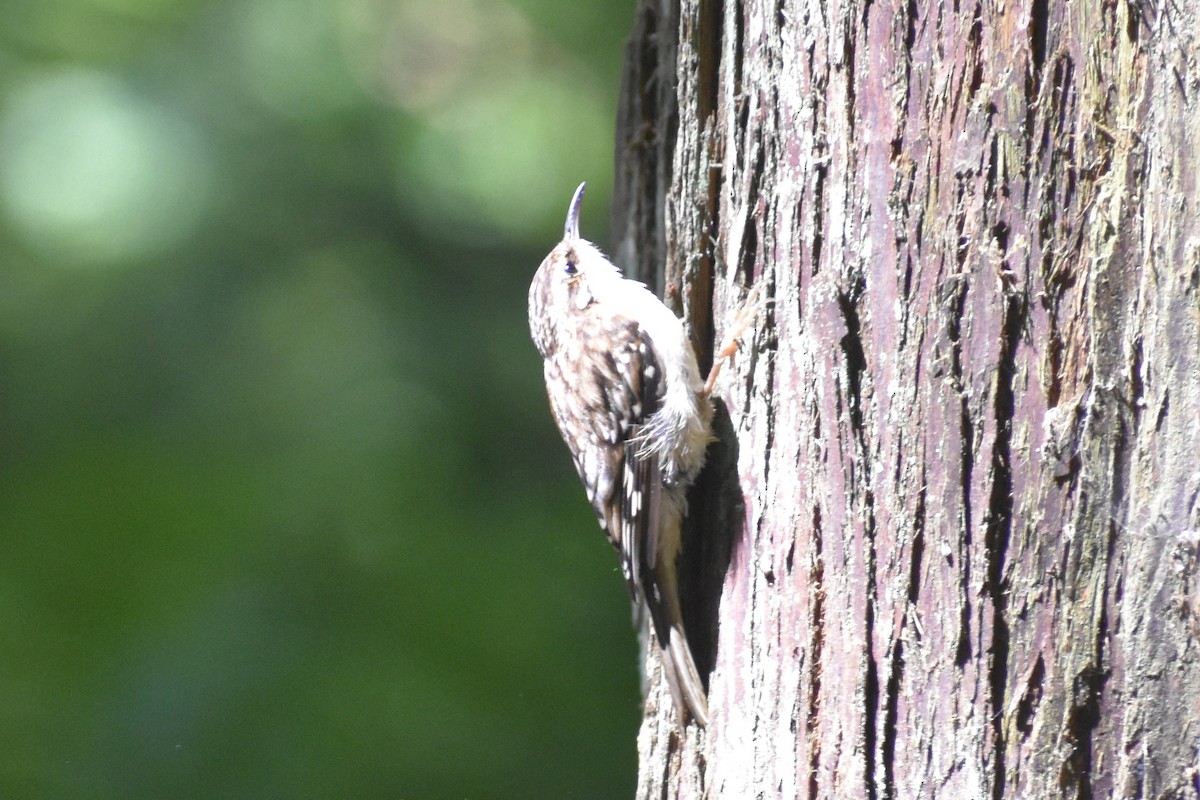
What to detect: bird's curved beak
<box><xmin>564</xmin><ymin>182</ymin><xmax>586</xmax><ymax>241</ymax></box>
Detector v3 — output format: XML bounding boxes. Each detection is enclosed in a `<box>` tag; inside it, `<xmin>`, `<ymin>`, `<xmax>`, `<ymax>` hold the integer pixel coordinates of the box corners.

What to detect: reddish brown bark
<box><xmin>613</xmin><ymin>0</ymin><xmax>1200</xmax><ymax>797</ymax></box>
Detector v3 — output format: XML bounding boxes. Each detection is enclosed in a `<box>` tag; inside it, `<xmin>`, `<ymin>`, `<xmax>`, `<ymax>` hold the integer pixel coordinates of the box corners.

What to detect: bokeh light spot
<box><xmin>405</xmin><ymin>76</ymin><xmax>612</xmax><ymax>239</ymax></box>
<box><xmin>0</xmin><ymin>69</ymin><xmax>212</xmax><ymax>267</ymax></box>
<box><xmin>236</xmin><ymin>0</ymin><xmax>359</xmax><ymax>118</ymax></box>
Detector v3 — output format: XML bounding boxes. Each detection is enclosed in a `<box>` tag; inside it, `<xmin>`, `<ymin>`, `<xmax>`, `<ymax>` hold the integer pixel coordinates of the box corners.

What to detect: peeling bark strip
<box><xmin>612</xmin><ymin>0</ymin><xmax>1200</xmax><ymax>798</ymax></box>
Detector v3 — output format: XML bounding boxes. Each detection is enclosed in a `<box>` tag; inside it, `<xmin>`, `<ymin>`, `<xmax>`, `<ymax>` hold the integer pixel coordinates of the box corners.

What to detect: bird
<box><xmin>528</xmin><ymin>181</ymin><xmax>759</xmax><ymax>726</ymax></box>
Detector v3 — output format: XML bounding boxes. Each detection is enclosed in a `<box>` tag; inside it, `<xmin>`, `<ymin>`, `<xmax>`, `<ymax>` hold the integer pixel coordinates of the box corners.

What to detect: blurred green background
<box><xmin>0</xmin><ymin>0</ymin><xmax>642</xmax><ymax>797</ymax></box>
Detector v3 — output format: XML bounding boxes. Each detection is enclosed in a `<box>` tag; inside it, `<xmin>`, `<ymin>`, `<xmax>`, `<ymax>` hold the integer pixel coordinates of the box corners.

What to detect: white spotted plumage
<box><xmin>528</xmin><ymin>182</ymin><xmax>713</xmax><ymax>726</ymax></box>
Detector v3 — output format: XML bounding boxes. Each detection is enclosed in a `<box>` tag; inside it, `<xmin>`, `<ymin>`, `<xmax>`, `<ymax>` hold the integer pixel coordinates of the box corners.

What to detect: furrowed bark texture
<box><xmin>612</xmin><ymin>0</ymin><xmax>1200</xmax><ymax>797</ymax></box>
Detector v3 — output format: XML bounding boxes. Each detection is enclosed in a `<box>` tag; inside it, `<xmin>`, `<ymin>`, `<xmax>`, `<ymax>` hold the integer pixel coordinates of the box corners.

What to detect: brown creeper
<box><xmin>528</xmin><ymin>182</ymin><xmax>716</xmax><ymax>726</ymax></box>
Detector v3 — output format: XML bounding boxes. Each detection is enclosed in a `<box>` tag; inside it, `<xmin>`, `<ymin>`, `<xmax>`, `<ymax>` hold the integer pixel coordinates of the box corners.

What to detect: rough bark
<box><xmin>612</xmin><ymin>0</ymin><xmax>1200</xmax><ymax>797</ymax></box>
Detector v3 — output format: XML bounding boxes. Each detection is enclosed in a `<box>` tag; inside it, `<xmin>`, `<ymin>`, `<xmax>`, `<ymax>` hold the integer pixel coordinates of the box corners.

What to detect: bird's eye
<box><xmin>563</xmin><ymin>260</ymin><xmax>578</xmax><ymax>276</ymax></box>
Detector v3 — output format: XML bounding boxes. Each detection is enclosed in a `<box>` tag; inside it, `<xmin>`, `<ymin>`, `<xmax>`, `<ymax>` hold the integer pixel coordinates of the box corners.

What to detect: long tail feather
<box><xmin>646</xmin><ymin>560</ymin><xmax>709</xmax><ymax>726</ymax></box>
<box><xmin>658</xmin><ymin>618</ymin><xmax>710</xmax><ymax>726</ymax></box>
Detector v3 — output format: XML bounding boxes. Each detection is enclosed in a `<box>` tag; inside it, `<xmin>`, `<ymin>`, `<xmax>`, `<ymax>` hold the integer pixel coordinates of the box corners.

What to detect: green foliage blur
<box><xmin>0</xmin><ymin>0</ymin><xmax>642</xmax><ymax>796</ymax></box>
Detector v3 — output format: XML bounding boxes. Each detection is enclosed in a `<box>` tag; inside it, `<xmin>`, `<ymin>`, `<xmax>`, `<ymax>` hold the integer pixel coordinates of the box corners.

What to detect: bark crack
<box><xmin>943</xmin><ymin>271</ymin><xmax>974</xmax><ymax>667</ymax></box>
<box><xmin>808</xmin><ymin>503</ymin><xmax>825</xmax><ymax>799</ymax></box>
<box><xmin>838</xmin><ymin>284</ymin><xmax>882</xmax><ymax>799</ymax></box>
<box><xmin>985</xmin><ymin>291</ymin><xmax>1026</xmax><ymax>800</ymax></box>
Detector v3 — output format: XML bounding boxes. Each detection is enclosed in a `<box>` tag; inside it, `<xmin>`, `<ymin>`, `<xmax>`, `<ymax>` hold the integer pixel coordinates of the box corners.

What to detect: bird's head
<box><xmin>528</xmin><ymin>182</ymin><xmax>621</xmax><ymax>357</ymax></box>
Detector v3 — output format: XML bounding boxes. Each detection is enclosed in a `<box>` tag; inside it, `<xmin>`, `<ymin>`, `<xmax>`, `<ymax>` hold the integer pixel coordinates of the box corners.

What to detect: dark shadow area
<box><xmin>679</xmin><ymin>397</ymin><xmax>744</xmax><ymax>683</ymax></box>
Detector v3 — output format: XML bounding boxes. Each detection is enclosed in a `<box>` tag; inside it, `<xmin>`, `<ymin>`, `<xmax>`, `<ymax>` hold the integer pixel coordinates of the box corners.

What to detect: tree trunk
<box><xmin>611</xmin><ymin>0</ymin><xmax>1200</xmax><ymax>797</ymax></box>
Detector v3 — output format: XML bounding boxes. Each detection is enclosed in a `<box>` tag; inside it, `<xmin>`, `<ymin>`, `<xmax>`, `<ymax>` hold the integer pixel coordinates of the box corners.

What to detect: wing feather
<box><xmin>543</xmin><ymin>311</ymin><xmax>663</xmax><ymax>600</ymax></box>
